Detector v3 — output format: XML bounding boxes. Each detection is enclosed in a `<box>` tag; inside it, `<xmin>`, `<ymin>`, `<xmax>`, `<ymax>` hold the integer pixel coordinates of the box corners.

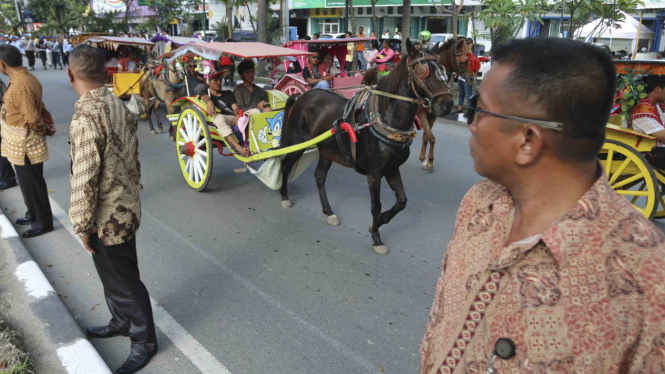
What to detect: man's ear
<box><xmin>66</xmin><ymin>68</ymin><xmax>74</xmax><ymax>83</ymax></box>
<box><xmin>514</xmin><ymin>124</ymin><xmax>545</xmax><ymax>166</ymax></box>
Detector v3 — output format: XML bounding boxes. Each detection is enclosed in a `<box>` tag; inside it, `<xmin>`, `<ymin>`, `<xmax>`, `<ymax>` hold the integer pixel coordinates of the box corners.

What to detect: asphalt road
<box><xmin>2</xmin><ymin>63</ymin><xmax>483</xmax><ymax>374</ymax></box>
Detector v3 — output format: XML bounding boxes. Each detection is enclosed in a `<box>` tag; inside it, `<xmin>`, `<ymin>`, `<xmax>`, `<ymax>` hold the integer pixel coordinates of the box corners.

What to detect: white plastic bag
<box><xmin>247</xmin><ymin>148</ymin><xmax>319</xmax><ymax>190</ymax></box>
<box><xmin>126</xmin><ymin>94</ymin><xmax>146</xmax><ymax>117</ymax></box>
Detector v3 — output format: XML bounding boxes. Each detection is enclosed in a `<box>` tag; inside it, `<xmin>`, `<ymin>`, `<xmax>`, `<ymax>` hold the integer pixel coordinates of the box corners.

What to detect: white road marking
<box><xmin>0</xmin><ymin>213</ymin><xmax>18</xmax><ymax>238</ymax></box>
<box><xmin>56</xmin><ymin>339</ymin><xmax>112</xmax><ymax>374</ymax></box>
<box><xmin>48</xmin><ymin>197</ymin><xmax>232</xmax><ymax>374</ymax></box>
<box><xmin>15</xmin><ymin>260</ymin><xmax>55</xmax><ymax>299</ymax></box>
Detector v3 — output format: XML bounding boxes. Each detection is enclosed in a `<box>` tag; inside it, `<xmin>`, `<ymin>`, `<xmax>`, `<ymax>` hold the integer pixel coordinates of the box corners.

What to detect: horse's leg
<box><xmin>167</xmin><ymin>100</ymin><xmax>175</xmax><ymax>140</ymax></box>
<box><xmin>426</xmin><ymin>114</ymin><xmax>436</xmax><ymax>171</ymax></box>
<box><xmin>143</xmin><ymin>94</ymin><xmax>156</xmax><ymax>134</ymax></box>
<box><xmin>367</xmin><ymin>172</ymin><xmax>387</xmax><ymax>255</ymax></box>
<box><xmin>313</xmin><ymin>156</ymin><xmax>339</xmax><ymax>226</ymax></box>
<box><xmin>417</xmin><ymin>109</ymin><xmax>435</xmax><ymax>171</ymax></box>
<box><xmin>152</xmin><ymin>99</ymin><xmax>162</xmax><ymax>135</ymax></box>
<box><xmin>279</xmin><ymin>149</ymin><xmax>306</xmax><ymax>208</ymax></box>
<box><xmin>368</xmin><ymin>168</ymin><xmax>407</xmax><ymax>255</ymax></box>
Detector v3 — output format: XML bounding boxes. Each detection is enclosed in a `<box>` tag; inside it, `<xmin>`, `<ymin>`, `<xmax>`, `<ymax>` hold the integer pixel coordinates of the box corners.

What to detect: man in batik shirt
<box><xmin>420</xmin><ymin>38</ymin><xmax>665</xmax><ymax>374</ymax></box>
<box><xmin>67</xmin><ymin>45</ymin><xmax>157</xmax><ymax>374</ymax></box>
<box><xmin>631</xmin><ymin>75</ymin><xmax>665</xmax><ymax>168</ymax></box>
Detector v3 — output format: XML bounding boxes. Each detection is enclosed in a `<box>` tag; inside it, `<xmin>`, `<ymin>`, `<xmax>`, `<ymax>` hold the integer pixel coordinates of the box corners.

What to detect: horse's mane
<box><xmin>376</xmin><ymin>57</ymin><xmax>410</xmax><ymax>111</ymax></box>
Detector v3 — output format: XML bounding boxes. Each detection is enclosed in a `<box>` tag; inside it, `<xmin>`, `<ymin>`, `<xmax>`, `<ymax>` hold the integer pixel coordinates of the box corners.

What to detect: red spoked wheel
<box><xmin>281</xmin><ymin>83</ymin><xmax>306</xmax><ymax>96</ymax></box>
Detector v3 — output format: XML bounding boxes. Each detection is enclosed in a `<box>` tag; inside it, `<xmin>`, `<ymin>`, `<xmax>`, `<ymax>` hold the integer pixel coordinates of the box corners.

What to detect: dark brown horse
<box><xmin>417</xmin><ymin>38</ymin><xmax>473</xmax><ymax>171</ymax></box>
<box><xmin>280</xmin><ymin>40</ymin><xmax>451</xmax><ymax>255</ymax></box>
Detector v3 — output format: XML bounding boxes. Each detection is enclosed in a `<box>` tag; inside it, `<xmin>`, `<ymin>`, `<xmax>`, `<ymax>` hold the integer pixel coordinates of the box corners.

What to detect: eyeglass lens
<box><xmin>467</xmin><ymin>94</ymin><xmax>478</xmax><ymax>125</ymax></box>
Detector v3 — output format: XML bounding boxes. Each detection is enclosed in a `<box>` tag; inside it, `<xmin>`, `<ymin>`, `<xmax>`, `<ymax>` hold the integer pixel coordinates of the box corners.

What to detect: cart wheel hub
<box><xmin>184</xmin><ymin>142</ymin><xmax>196</xmax><ymax>157</ymax></box>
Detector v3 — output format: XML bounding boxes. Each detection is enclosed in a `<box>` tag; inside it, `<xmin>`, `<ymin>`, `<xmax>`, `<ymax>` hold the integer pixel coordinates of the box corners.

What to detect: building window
<box><xmin>358</xmin><ymin>7</ymin><xmax>363</xmax><ymax>15</ymax></box>
<box><xmin>397</xmin><ymin>6</ymin><xmax>402</xmax><ymax>14</ymax></box>
<box><xmin>388</xmin><ymin>7</ymin><xmax>394</xmax><ymax>14</ymax></box>
<box><xmin>315</xmin><ymin>9</ymin><xmax>320</xmax><ymax>16</ymax></box>
<box><xmin>549</xmin><ymin>19</ymin><xmax>567</xmax><ymax>38</ymax></box>
<box><xmin>320</xmin><ymin>19</ymin><xmax>340</xmax><ymax>34</ymax></box>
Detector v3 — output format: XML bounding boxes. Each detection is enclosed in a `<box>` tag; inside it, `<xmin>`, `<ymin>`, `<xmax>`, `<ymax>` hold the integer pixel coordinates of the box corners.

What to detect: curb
<box><xmin>0</xmin><ymin>212</ymin><xmax>112</xmax><ymax>374</ymax></box>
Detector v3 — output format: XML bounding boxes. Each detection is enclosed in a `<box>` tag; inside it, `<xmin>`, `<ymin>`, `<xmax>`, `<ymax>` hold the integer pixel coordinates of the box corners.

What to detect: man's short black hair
<box><xmin>0</xmin><ymin>45</ymin><xmax>22</xmax><ymax>67</ymax></box>
<box><xmin>237</xmin><ymin>59</ymin><xmax>255</xmax><ymax>76</ymax></box>
<box><xmin>492</xmin><ymin>38</ymin><xmax>616</xmax><ymax>161</ymax></box>
<box><xmin>644</xmin><ymin>75</ymin><xmax>665</xmax><ymax>94</ymax></box>
<box><xmin>69</xmin><ymin>45</ymin><xmax>106</xmax><ymax>82</ymax></box>
<box><xmin>313</xmin><ymin>33</ymin><xmax>320</xmax><ymax>38</ymax></box>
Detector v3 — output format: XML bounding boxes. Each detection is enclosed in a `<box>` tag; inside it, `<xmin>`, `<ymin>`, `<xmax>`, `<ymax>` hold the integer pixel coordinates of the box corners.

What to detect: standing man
<box><xmin>420</xmin><ymin>37</ymin><xmax>665</xmax><ymax>373</ymax></box>
<box><xmin>0</xmin><ymin>45</ymin><xmax>54</xmax><ymax>237</ymax></box>
<box><xmin>62</xmin><ymin>37</ymin><xmax>73</xmax><ymax>67</ymax></box>
<box><xmin>67</xmin><ymin>45</ymin><xmax>157</xmax><ymax>374</ymax></box>
<box><xmin>382</xmin><ymin>30</ymin><xmax>390</xmax><ymax>38</ymax></box>
<box><xmin>23</xmin><ymin>36</ymin><xmax>36</xmax><ymax>71</ymax></box>
<box><xmin>355</xmin><ymin>26</ymin><xmax>367</xmax><ymax>70</ymax></box>
<box><xmin>36</xmin><ymin>37</ymin><xmax>47</xmax><ymax>70</ymax></box>
<box><xmin>50</xmin><ymin>36</ymin><xmax>63</xmax><ymax>70</ymax></box>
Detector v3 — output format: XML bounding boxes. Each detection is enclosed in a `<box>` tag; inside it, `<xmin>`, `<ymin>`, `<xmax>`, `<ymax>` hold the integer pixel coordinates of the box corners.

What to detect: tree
<box><xmin>220</xmin><ymin>0</ymin><xmax>236</xmax><ymax>39</ymax></box>
<box><xmin>0</xmin><ymin>0</ymin><xmax>22</xmax><ymax>35</ymax></box>
<box><xmin>144</xmin><ymin>0</ymin><xmax>201</xmax><ymax>33</ymax></box>
<box><xmin>479</xmin><ymin>0</ymin><xmax>549</xmax><ymax>51</ymax></box>
<box><xmin>554</xmin><ymin>0</ymin><xmax>643</xmax><ymax>40</ymax></box>
<box><xmin>436</xmin><ymin>0</ymin><xmax>464</xmax><ymax>39</ymax></box>
<box><xmin>350</xmin><ymin>0</ymin><xmax>356</xmax><ymax>66</ymax></box>
<box><xmin>401</xmin><ymin>0</ymin><xmax>411</xmax><ymax>54</ymax></box>
<box><xmin>370</xmin><ymin>0</ymin><xmax>378</xmax><ymax>37</ymax></box>
<box><xmin>29</xmin><ymin>0</ymin><xmax>89</xmax><ymax>35</ymax></box>
<box><xmin>257</xmin><ymin>0</ymin><xmax>266</xmax><ymax>43</ymax></box>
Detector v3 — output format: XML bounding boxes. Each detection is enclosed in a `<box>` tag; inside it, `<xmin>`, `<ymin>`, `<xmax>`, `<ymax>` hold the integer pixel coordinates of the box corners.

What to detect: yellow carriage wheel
<box><xmin>600</xmin><ymin>140</ymin><xmax>660</xmax><ymax>219</ymax></box>
<box><xmin>175</xmin><ymin>106</ymin><xmax>213</xmax><ymax>191</ymax></box>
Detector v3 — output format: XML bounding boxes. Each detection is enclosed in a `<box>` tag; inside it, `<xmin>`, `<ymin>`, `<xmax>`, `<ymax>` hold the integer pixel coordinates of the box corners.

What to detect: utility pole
<box><xmin>282</xmin><ymin>0</ymin><xmax>290</xmax><ymax>43</ymax></box>
<box><xmin>202</xmin><ymin>0</ymin><xmax>206</xmax><ymax>34</ymax></box>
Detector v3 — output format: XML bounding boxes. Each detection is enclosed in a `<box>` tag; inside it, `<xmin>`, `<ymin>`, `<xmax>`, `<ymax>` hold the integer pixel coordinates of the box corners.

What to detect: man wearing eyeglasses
<box><xmin>302</xmin><ymin>51</ymin><xmax>332</xmax><ymax>89</ymax></box>
<box><xmin>420</xmin><ymin>38</ymin><xmax>665</xmax><ymax>374</ymax></box>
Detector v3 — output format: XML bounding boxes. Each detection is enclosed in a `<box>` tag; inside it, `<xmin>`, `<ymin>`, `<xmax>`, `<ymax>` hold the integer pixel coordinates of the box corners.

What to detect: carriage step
<box><xmin>167</xmin><ymin>114</ymin><xmax>179</xmax><ymax>123</ymax></box>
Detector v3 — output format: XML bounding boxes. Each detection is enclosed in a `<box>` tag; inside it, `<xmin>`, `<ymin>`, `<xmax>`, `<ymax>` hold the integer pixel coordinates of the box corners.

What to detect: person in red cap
<box><xmin>207</xmin><ymin>68</ymin><xmax>246</xmax><ymax>155</ymax></box>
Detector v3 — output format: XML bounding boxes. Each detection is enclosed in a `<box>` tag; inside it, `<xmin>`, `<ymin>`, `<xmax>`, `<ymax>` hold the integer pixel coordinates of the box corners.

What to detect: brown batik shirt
<box><xmin>69</xmin><ymin>87</ymin><xmax>141</xmax><ymax>246</ymax></box>
<box><xmin>1</xmin><ymin>69</ymin><xmax>50</xmax><ymax>165</ymax></box>
<box><xmin>420</xmin><ymin>174</ymin><xmax>665</xmax><ymax>374</ymax></box>
<box><xmin>233</xmin><ymin>83</ymin><xmax>268</xmax><ymax>112</ymax></box>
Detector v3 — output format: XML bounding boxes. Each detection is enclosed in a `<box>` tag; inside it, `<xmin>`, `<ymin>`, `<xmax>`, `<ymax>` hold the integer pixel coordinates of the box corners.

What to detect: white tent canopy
<box><xmin>576</xmin><ymin>11</ymin><xmax>654</xmax><ymax>40</ymax></box>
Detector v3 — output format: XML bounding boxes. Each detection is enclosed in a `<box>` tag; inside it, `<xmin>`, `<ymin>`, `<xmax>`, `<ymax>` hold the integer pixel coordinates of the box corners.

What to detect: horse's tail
<box><xmin>283</xmin><ymin>94</ymin><xmax>300</xmax><ymax>129</ymax></box>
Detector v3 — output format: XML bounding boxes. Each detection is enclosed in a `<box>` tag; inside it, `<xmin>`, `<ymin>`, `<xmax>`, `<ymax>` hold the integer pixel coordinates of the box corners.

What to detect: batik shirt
<box><xmin>1</xmin><ymin>69</ymin><xmax>50</xmax><ymax>165</ymax></box>
<box><xmin>631</xmin><ymin>98</ymin><xmax>665</xmax><ymax>147</ymax></box>
<box><xmin>69</xmin><ymin>87</ymin><xmax>141</xmax><ymax>246</ymax></box>
<box><xmin>420</xmin><ymin>174</ymin><xmax>665</xmax><ymax>374</ymax></box>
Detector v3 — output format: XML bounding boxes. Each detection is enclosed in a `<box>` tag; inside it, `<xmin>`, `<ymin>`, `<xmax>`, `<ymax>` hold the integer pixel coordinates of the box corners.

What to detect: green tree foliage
<box><xmin>479</xmin><ymin>0</ymin><xmax>549</xmax><ymax>50</ymax></box>
<box><xmin>28</xmin><ymin>0</ymin><xmax>89</xmax><ymax>35</ymax></box>
<box><xmin>0</xmin><ymin>0</ymin><xmax>22</xmax><ymax>35</ymax></box>
<box><xmin>553</xmin><ymin>0</ymin><xmax>643</xmax><ymax>40</ymax></box>
<box><xmin>144</xmin><ymin>0</ymin><xmax>201</xmax><ymax>32</ymax></box>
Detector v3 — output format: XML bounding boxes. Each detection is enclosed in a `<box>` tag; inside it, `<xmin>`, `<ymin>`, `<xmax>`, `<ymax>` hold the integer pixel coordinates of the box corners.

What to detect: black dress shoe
<box><xmin>0</xmin><ymin>180</ymin><xmax>17</xmax><ymax>190</ymax></box>
<box><xmin>115</xmin><ymin>345</ymin><xmax>158</xmax><ymax>374</ymax></box>
<box><xmin>16</xmin><ymin>212</ymin><xmax>33</xmax><ymax>226</ymax></box>
<box><xmin>21</xmin><ymin>227</ymin><xmax>54</xmax><ymax>238</ymax></box>
<box><xmin>86</xmin><ymin>325</ymin><xmax>129</xmax><ymax>339</ymax></box>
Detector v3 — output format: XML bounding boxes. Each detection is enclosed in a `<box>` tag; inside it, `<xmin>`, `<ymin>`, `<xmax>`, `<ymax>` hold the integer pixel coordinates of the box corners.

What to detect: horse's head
<box><xmin>166</xmin><ymin>61</ymin><xmax>186</xmax><ymax>84</ymax></box>
<box><xmin>437</xmin><ymin>38</ymin><xmax>470</xmax><ymax>75</ymax></box>
<box><xmin>405</xmin><ymin>39</ymin><xmax>453</xmax><ymax>116</ymax></box>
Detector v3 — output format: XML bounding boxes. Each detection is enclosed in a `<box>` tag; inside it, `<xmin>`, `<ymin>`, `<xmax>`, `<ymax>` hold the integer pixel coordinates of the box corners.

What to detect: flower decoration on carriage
<box><xmin>195</xmin><ymin>59</ymin><xmax>216</xmax><ymax>79</ymax></box>
<box><xmin>269</xmin><ymin>57</ymin><xmax>282</xmax><ymax>85</ymax></box>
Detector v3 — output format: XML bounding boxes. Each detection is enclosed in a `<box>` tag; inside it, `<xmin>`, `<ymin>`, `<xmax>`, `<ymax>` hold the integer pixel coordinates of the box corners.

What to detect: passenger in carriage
<box><xmin>302</xmin><ymin>50</ymin><xmax>332</xmax><ymax>89</ymax></box>
<box><xmin>375</xmin><ymin>39</ymin><xmax>395</xmax><ymax>64</ymax></box>
<box><xmin>233</xmin><ymin>59</ymin><xmax>272</xmax><ymax>114</ymax></box>
<box><xmin>208</xmin><ymin>69</ymin><xmax>247</xmax><ymax>156</ymax></box>
<box><xmin>630</xmin><ymin>75</ymin><xmax>665</xmax><ymax>168</ymax></box>
<box><xmin>322</xmin><ymin>52</ymin><xmax>341</xmax><ymax>76</ymax></box>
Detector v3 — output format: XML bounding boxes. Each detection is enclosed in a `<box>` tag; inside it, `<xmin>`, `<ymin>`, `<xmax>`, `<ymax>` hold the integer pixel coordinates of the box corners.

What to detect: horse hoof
<box><xmin>281</xmin><ymin>200</ymin><xmax>293</xmax><ymax>209</ymax></box>
<box><xmin>369</xmin><ymin>223</ymin><xmax>373</xmax><ymax>233</ymax></box>
<box><xmin>158</xmin><ymin>128</ymin><xmax>164</xmax><ymax>134</ymax></box>
<box><xmin>373</xmin><ymin>245</ymin><xmax>389</xmax><ymax>255</ymax></box>
<box><xmin>426</xmin><ymin>162</ymin><xmax>434</xmax><ymax>172</ymax></box>
<box><xmin>327</xmin><ymin>214</ymin><xmax>340</xmax><ymax>226</ymax></box>
<box><xmin>422</xmin><ymin>161</ymin><xmax>428</xmax><ymax>170</ymax></box>
<box><xmin>150</xmin><ymin>129</ymin><xmax>157</xmax><ymax>135</ymax></box>
<box><xmin>169</xmin><ymin>135</ymin><xmax>175</xmax><ymax>141</ymax></box>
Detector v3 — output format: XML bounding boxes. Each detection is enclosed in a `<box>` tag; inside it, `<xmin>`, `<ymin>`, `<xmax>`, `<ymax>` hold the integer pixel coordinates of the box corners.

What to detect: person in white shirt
<box><xmin>382</xmin><ymin>30</ymin><xmax>390</xmax><ymax>39</ymax></box>
<box><xmin>630</xmin><ymin>75</ymin><xmax>665</xmax><ymax>168</ymax></box>
<box><xmin>62</xmin><ymin>37</ymin><xmax>73</xmax><ymax>67</ymax></box>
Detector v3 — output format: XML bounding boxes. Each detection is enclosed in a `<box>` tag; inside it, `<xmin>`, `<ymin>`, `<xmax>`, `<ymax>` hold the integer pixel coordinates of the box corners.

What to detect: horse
<box><xmin>417</xmin><ymin>38</ymin><xmax>473</xmax><ymax>171</ymax></box>
<box><xmin>280</xmin><ymin>39</ymin><xmax>452</xmax><ymax>255</ymax></box>
<box><xmin>139</xmin><ymin>61</ymin><xmax>186</xmax><ymax>138</ymax></box>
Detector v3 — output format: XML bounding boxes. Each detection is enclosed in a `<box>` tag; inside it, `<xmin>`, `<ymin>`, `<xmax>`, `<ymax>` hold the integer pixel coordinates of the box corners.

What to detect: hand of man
<box><xmin>206</xmin><ymin>100</ymin><xmax>215</xmax><ymax>116</ymax></box>
<box><xmin>81</xmin><ymin>234</ymin><xmax>95</xmax><ymax>254</ymax></box>
<box><xmin>324</xmin><ymin>75</ymin><xmax>333</xmax><ymax>82</ymax></box>
<box><xmin>233</xmin><ymin>115</ymin><xmax>240</xmax><ymax>125</ymax></box>
<box><xmin>257</xmin><ymin>100</ymin><xmax>266</xmax><ymax>109</ymax></box>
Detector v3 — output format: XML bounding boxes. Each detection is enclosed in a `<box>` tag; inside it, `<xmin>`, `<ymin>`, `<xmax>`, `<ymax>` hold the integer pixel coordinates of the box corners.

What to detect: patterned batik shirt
<box><xmin>69</xmin><ymin>87</ymin><xmax>141</xmax><ymax>246</ymax></box>
<box><xmin>1</xmin><ymin>69</ymin><xmax>50</xmax><ymax>165</ymax></box>
<box><xmin>233</xmin><ymin>83</ymin><xmax>269</xmax><ymax>112</ymax></box>
<box><xmin>420</xmin><ymin>174</ymin><xmax>665</xmax><ymax>374</ymax></box>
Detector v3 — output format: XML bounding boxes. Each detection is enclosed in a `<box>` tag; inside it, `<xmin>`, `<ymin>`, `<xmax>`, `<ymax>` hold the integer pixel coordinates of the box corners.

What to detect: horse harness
<box><xmin>332</xmin><ymin>53</ymin><xmax>452</xmax><ymax>165</ymax></box>
<box><xmin>148</xmin><ymin>61</ymin><xmax>184</xmax><ymax>103</ymax></box>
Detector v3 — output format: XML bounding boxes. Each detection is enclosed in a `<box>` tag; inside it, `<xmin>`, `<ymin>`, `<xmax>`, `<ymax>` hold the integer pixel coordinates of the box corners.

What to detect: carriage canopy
<box><xmin>162</xmin><ymin>42</ymin><xmax>314</xmax><ymax>64</ymax></box>
<box><xmin>283</xmin><ymin>37</ymin><xmax>376</xmax><ymax>73</ymax></box>
<box><xmin>82</xmin><ymin>36</ymin><xmax>155</xmax><ymax>51</ymax></box>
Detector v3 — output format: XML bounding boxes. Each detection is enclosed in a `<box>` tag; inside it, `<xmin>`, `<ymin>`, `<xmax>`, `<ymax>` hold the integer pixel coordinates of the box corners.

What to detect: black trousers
<box><xmin>62</xmin><ymin>52</ymin><xmax>69</xmax><ymax>66</ymax></box>
<box><xmin>14</xmin><ymin>156</ymin><xmax>52</xmax><ymax>230</ymax></box>
<box><xmin>91</xmin><ymin>234</ymin><xmax>157</xmax><ymax>348</ymax></box>
<box><xmin>25</xmin><ymin>51</ymin><xmax>35</xmax><ymax>68</ymax></box>
<box><xmin>0</xmin><ymin>135</ymin><xmax>16</xmax><ymax>183</ymax></box>
<box><xmin>38</xmin><ymin>51</ymin><xmax>46</xmax><ymax>68</ymax></box>
<box><xmin>52</xmin><ymin>52</ymin><xmax>62</xmax><ymax>69</ymax></box>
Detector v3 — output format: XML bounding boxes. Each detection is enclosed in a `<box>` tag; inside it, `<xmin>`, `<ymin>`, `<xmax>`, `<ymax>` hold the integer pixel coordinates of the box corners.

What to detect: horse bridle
<box><xmin>407</xmin><ymin>51</ymin><xmax>453</xmax><ymax>108</ymax></box>
<box><xmin>159</xmin><ymin>61</ymin><xmax>185</xmax><ymax>90</ymax></box>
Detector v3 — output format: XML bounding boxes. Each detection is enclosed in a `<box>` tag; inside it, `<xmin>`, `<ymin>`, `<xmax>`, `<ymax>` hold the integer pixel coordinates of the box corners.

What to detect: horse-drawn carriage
<box><xmin>81</xmin><ymin>36</ymin><xmax>155</xmax><ymax>99</ymax></box>
<box><xmin>601</xmin><ymin>60</ymin><xmax>665</xmax><ymax>219</ymax></box>
<box><xmin>277</xmin><ymin>37</ymin><xmax>375</xmax><ymax>97</ymax></box>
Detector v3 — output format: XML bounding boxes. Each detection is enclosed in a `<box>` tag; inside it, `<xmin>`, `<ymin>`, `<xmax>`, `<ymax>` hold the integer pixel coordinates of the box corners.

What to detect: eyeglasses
<box><xmin>311</xmin><ymin>56</ymin><xmax>320</xmax><ymax>60</ymax></box>
<box><xmin>464</xmin><ymin>94</ymin><xmax>564</xmax><ymax>131</ymax></box>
